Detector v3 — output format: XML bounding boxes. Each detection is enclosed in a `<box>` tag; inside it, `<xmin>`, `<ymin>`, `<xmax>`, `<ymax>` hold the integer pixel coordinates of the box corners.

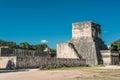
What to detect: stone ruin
<box><xmin>57</xmin><ymin>21</ymin><xmax>119</xmax><ymax>65</ymax></box>
<box><xmin>0</xmin><ymin>46</ymin><xmax>56</xmax><ymax>58</ymax></box>
<box><xmin>0</xmin><ymin>47</ymin><xmax>86</xmax><ymax>69</ymax></box>
<box><xmin>0</xmin><ymin>21</ymin><xmax>119</xmax><ymax>69</ymax></box>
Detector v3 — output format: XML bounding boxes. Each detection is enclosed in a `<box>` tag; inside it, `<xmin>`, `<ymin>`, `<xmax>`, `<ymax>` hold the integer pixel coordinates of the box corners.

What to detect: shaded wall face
<box><xmin>0</xmin><ymin>48</ymin><xmax>55</xmax><ymax>58</ymax></box>
<box><xmin>91</xmin><ymin>23</ymin><xmax>101</xmax><ymax>38</ymax></box>
<box><xmin>71</xmin><ymin>38</ymin><xmax>99</xmax><ymax>65</ymax></box>
<box><xmin>111</xmin><ymin>53</ymin><xmax>120</xmax><ymax>65</ymax></box>
<box><xmin>1</xmin><ymin>48</ymin><xmax>14</xmax><ymax>56</ymax></box>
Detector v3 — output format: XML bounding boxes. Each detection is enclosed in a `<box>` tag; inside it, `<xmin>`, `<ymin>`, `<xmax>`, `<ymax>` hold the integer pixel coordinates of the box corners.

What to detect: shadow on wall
<box><xmin>6</xmin><ymin>60</ymin><xmax>15</xmax><ymax>70</ymax></box>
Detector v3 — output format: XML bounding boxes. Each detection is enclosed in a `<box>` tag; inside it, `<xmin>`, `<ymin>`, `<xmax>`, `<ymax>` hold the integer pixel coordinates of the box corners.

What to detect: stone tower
<box><xmin>72</xmin><ymin>21</ymin><xmax>100</xmax><ymax>39</ymax></box>
<box><xmin>57</xmin><ymin>21</ymin><xmax>108</xmax><ymax>65</ymax></box>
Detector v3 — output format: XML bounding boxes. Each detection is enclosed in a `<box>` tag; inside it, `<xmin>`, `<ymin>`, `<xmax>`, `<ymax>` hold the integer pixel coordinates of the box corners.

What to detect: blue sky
<box><xmin>0</xmin><ymin>0</ymin><xmax>120</xmax><ymax>48</ymax></box>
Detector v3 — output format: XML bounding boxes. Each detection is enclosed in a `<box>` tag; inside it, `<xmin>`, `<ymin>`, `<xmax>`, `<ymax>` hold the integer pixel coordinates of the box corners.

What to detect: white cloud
<box><xmin>41</xmin><ymin>40</ymin><xmax>48</xmax><ymax>43</ymax></box>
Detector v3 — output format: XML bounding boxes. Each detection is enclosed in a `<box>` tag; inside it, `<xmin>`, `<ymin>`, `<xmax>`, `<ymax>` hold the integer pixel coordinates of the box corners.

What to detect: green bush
<box><xmin>39</xmin><ymin>64</ymin><xmax>89</xmax><ymax>70</ymax></box>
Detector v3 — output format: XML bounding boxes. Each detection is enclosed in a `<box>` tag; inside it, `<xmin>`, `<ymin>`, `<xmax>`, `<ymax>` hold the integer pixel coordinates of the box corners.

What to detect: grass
<box><xmin>40</xmin><ymin>66</ymin><xmax>120</xmax><ymax>80</ymax></box>
<box><xmin>74</xmin><ymin>67</ymin><xmax>120</xmax><ymax>80</ymax></box>
<box><xmin>40</xmin><ymin>66</ymin><xmax>91</xmax><ymax>70</ymax></box>
<box><xmin>38</xmin><ymin>65</ymin><xmax>120</xmax><ymax>80</ymax></box>
<box><xmin>0</xmin><ymin>68</ymin><xmax>7</xmax><ymax>70</ymax></box>
<box><xmin>39</xmin><ymin>64</ymin><xmax>89</xmax><ymax>70</ymax></box>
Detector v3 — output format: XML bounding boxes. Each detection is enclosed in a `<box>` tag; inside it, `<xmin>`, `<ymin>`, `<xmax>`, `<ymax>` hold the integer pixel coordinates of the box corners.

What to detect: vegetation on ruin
<box><xmin>110</xmin><ymin>39</ymin><xmax>120</xmax><ymax>53</ymax></box>
<box><xmin>0</xmin><ymin>40</ymin><xmax>56</xmax><ymax>52</ymax></box>
<box><xmin>39</xmin><ymin>64</ymin><xmax>89</xmax><ymax>70</ymax></box>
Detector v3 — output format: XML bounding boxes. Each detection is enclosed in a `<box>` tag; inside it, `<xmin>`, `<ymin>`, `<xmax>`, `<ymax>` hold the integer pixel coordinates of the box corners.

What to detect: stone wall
<box><xmin>101</xmin><ymin>50</ymin><xmax>111</xmax><ymax>65</ymax></box>
<box><xmin>101</xmin><ymin>50</ymin><xmax>119</xmax><ymax>65</ymax></box>
<box><xmin>0</xmin><ymin>48</ymin><xmax>56</xmax><ymax>58</ymax></box>
<box><xmin>72</xmin><ymin>21</ymin><xmax>101</xmax><ymax>39</ymax></box>
<box><xmin>57</xmin><ymin>37</ymin><xmax>107</xmax><ymax>65</ymax></box>
<box><xmin>0</xmin><ymin>56</ymin><xmax>86</xmax><ymax>69</ymax></box>
<box><xmin>57</xmin><ymin>21</ymin><xmax>108</xmax><ymax>65</ymax></box>
<box><xmin>71</xmin><ymin>38</ymin><xmax>98</xmax><ymax>65</ymax></box>
<box><xmin>72</xmin><ymin>21</ymin><xmax>92</xmax><ymax>38</ymax></box>
<box><xmin>16</xmin><ymin>57</ymin><xmax>86</xmax><ymax>69</ymax></box>
<box><xmin>57</xmin><ymin>42</ymin><xmax>79</xmax><ymax>59</ymax></box>
<box><xmin>0</xmin><ymin>57</ymin><xmax>16</xmax><ymax>69</ymax></box>
<box><xmin>0</xmin><ymin>48</ymin><xmax>14</xmax><ymax>56</ymax></box>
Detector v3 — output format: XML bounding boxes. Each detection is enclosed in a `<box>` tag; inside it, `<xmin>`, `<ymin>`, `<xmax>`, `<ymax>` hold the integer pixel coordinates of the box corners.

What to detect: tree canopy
<box><xmin>110</xmin><ymin>39</ymin><xmax>120</xmax><ymax>53</ymax></box>
<box><xmin>0</xmin><ymin>40</ymin><xmax>55</xmax><ymax>52</ymax></box>
<box><xmin>0</xmin><ymin>40</ymin><xmax>17</xmax><ymax>48</ymax></box>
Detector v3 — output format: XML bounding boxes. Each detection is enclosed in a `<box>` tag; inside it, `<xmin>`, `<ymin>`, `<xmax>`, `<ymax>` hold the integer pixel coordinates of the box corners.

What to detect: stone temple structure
<box><xmin>57</xmin><ymin>21</ymin><xmax>119</xmax><ymax>65</ymax></box>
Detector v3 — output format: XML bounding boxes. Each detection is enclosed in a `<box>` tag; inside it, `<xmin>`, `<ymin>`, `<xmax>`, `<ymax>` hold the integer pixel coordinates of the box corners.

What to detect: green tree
<box><xmin>0</xmin><ymin>39</ymin><xmax>50</xmax><ymax>51</ymax></box>
<box><xmin>40</xmin><ymin>44</ymin><xmax>48</xmax><ymax>51</ymax></box>
<box><xmin>110</xmin><ymin>39</ymin><xmax>120</xmax><ymax>53</ymax></box>
<box><xmin>50</xmin><ymin>48</ymin><xmax>56</xmax><ymax>53</ymax></box>
<box><xmin>6</xmin><ymin>41</ymin><xmax>17</xmax><ymax>48</ymax></box>
<box><xmin>34</xmin><ymin>44</ymin><xmax>48</xmax><ymax>51</ymax></box>
<box><xmin>0</xmin><ymin>40</ymin><xmax>17</xmax><ymax>48</ymax></box>
<box><xmin>0</xmin><ymin>40</ymin><xmax>5</xmax><ymax>46</ymax></box>
<box><xmin>29</xmin><ymin>45</ymin><xmax>36</xmax><ymax>50</ymax></box>
<box><xmin>19</xmin><ymin>42</ymin><xmax>30</xmax><ymax>49</ymax></box>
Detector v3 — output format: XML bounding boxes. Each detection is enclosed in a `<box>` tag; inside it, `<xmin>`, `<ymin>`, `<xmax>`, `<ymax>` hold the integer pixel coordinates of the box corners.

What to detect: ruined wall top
<box><xmin>72</xmin><ymin>21</ymin><xmax>100</xmax><ymax>29</ymax></box>
<box><xmin>72</xmin><ymin>21</ymin><xmax>101</xmax><ymax>39</ymax></box>
<box><xmin>0</xmin><ymin>46</ymin><xmax>9</xmax><ymax>48</ymax></box>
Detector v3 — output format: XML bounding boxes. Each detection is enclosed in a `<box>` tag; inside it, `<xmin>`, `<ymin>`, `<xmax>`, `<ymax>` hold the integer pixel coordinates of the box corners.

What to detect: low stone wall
<box><xmin>0</xmin><ymin>57</ymin><xmax>16</xmax><ymax>69</ymax></box>
<box><xmin>16</xmin><ymin>57</ymin><xmax>86</xmax><ymax>69</ymax></box>
<box><xmin>0</xmin><ymin>48</ymin><xmax>56</xmax><ymax>58</ymax></box>
<box><xmin>101</xmin><ymin>50</ymin><xmax>119</xmax><ymax>65</ymax></box>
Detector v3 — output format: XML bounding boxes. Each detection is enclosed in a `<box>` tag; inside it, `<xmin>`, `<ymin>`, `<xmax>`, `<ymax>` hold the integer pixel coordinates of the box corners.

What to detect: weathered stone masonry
<box><xmin>0</xmin><ymin>21</ymin><xmax>120</xmax><ymax>69</ymax></box>
<box><xmin>16</xmin><ymin>57</ymin><xmax>86</xmax><ymax>69</ymax></box>
<box><xmin>0</xmin><ymin>47</ymin><xmax>86</xmax><ymax>69</ymax></box>
<box><xmin>57</xmin><ymin>21</ymin><xmax>119</xmax><ymax>65</ymax></box>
